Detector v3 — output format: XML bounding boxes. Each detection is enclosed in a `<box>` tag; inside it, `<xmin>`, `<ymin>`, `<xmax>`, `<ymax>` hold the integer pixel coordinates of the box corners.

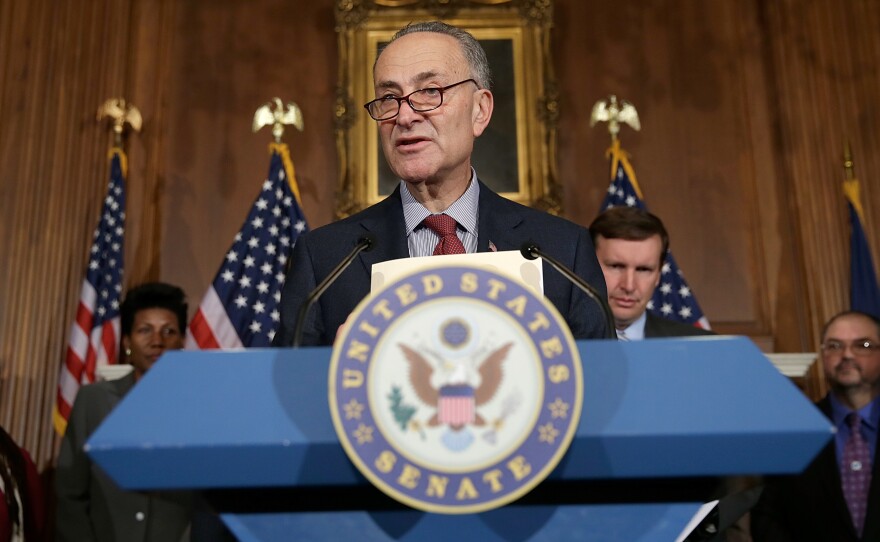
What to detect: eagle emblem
<box><xmin>397</xmin><ymin>337</ymin><xmax>512</xmax><ymax>451</ymax></box>
<box><xmin>329</xmin><ymin>265</ymin><xmax>583</xmax><ymax>514</ymax></box>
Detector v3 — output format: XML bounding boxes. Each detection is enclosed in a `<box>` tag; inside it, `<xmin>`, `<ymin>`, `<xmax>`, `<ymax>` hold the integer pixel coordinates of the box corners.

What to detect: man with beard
<box><xmin>752</xmin><ymin>311</ymin><xmax>880</xmax><ymax>541</ymax></box>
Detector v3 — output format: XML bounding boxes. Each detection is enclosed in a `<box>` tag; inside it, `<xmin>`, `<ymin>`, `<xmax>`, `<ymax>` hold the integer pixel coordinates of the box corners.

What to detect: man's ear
<box><xmin>472</xmin><ymin>89</ymin><xmax>494</xmax><ymax>138</ymax></box>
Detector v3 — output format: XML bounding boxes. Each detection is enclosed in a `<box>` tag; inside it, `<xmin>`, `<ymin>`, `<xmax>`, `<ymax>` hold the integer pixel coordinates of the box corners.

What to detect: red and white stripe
<box><xmin>186</xmin><ymin>286</ymin><xmax>244</xmax><ymax>350</ymax></box>
<box><xmin>54</xmin><ymin>281</ymin><xmax>119</xmax><ymax>434</ymax></box>
<box><xmin>438</xmin><ymin>396</ymin><xmax>476</xmax><ymax>426</ymax></box>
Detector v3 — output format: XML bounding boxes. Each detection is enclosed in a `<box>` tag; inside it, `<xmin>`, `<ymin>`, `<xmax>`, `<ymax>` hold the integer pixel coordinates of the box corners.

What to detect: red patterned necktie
<box><xmin>841</xmin><ymin>412</ymin><xmax>872</xmax><ymax>537</ymax></box>
<box><xmin>422</xmin><ymin>214</ymin><xmax>466</xmax><ymax>255</ymax></box>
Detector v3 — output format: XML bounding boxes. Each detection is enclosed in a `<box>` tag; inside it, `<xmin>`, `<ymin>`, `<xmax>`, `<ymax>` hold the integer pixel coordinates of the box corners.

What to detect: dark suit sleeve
<box><xmin>749</xmin><ymin>480</ymin><xmax>795</xmax><ymax>542</ymax></box>
<box><xmin>274</xmin><ymin>235</ymin><xmax>323</xmax><ymax>347</ymax></box>
<box><xmin>566</xmin><ymin>228</ymin><xmax>610</xmax><ymax>339</ymax></box>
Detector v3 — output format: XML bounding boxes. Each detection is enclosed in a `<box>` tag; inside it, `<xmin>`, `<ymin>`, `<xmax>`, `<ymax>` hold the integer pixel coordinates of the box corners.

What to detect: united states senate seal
<box><xmin>328</xmin><ymin>265</ymin><xmax>583</xmax><ymax>514</ymax></box>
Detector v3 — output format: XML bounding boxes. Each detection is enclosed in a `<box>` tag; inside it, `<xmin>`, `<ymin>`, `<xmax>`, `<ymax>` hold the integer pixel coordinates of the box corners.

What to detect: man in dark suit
<box><xmin>273</xmin><ymin>21</ymin><xmax>609</xmax><ymax>347</ymax></box>
<box><xmin>588</xmin><ymin>207</ymin><xmax>762</xmax><ymax>541</ymax></box>
<box><xmin>588</xmin><ymin>206</ymin><xmax>713</xmax><ymax>339</ymax></box>
<box><xmin>751</xmin><ymin>311</ymin><xmax>880</xmax><ymax>541</ymax></box>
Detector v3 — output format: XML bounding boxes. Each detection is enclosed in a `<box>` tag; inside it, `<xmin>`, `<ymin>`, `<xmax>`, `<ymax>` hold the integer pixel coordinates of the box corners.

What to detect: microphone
<box><xmin>520</xmin><ymin>242</ymin><xmax>617</xmax><ymax>340</ymax></box>
<box><xmin>292</xmin><ymin>233</ymin><xmax>377</xmax><ymax>347</ymax></box>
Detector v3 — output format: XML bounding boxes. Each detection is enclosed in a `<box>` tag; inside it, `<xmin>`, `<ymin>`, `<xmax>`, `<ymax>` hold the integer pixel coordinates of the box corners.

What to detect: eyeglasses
<box><xmin>821</xmin><ymin>339</ymin><xmax>880</xmax><ymax>357</ymax></box>
<box><xmin>364</xmin><ymin>79</ymin><xmax>478</xmax><ymax>121</ymax></box>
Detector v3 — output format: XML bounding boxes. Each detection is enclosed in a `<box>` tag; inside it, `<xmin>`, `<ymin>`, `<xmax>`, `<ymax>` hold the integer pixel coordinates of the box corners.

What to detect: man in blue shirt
<box><xmin>752</xmin><ymin>310</ymin><xmax>880</xmax><ymax>541</ymax></box>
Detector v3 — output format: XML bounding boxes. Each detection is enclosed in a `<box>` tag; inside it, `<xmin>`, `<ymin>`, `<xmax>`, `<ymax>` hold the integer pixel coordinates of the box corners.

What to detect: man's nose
<box><xmin>842</xmin><ymin>343</ymin><xmax>859</xmax><ymax>359</ymax></box>
<box><xmin>620</xmin><ymin>270</ymin><xmax>636</xmax><ymax>292</ymax></box>
<box><xmin>395</xmin><ymin>99</ymin><xmax>421</xmax><ymax>125</ymax></box>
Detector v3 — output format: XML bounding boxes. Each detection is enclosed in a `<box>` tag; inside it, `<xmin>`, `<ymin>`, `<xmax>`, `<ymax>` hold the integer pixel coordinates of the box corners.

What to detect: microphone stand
<box><xmin>292</xmin><ymin>234</ymin><xmax>376</xmax><ymax>347</ymax></box>
<box><xmin>520</xmin><ymin>243</ymin><xmax>617</xmax><ymax>340</ymax></box>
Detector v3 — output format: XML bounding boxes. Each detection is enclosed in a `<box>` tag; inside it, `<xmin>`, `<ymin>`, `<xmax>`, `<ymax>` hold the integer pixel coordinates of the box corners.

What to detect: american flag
<box><xmin>844</xmin><ymin>177</ymin><xmax>880</xmax><ymax>318</ymax></box>
<box><xmin>599</xmin><ymin>140</ymin><xmax>710</xmax><ymax>328</ymax></box>
<box><xmin>187</xmin><ymin>143</ymin><xmax>308</xmax><ymax>348</ymax></box>
<box><xmin>54</xmin><ymin>149</ymin><xmax>126</xmax><ymax>435</ymax></box>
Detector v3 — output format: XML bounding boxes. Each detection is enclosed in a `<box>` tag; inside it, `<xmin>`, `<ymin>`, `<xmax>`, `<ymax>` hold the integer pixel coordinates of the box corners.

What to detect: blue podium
<box><xmin>86</xmin><ymin>337</ymin><xmax>831</xmax><ymax>541</ymax></box>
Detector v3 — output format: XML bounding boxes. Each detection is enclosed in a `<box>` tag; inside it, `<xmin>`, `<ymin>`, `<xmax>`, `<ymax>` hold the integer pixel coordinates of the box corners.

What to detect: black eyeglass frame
<box><xmin>363</xmin><ymin>79</ymin><xmax>478</xmax><ymax>121</ymax></box>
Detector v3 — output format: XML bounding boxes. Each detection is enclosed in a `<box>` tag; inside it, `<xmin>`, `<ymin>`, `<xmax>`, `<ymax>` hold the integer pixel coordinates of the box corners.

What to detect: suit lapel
<box><xmin>355</xmin><ymin>191</ymin><xmax>410</xmax><ymax>276</ymax></box>
<box><xmin>352</xmin><ymin>182</ymin><xmax>522</xmax><ymax>280</ymax></box>
<box><xmin>644</xmin><ymin>314</ymin><xmax>659</xmax><ymax>338</ymax></box>
<box><xmin>816</xmin><ymin>398</ymin><xmax>862</xmax><ymax>539</ymax></box>
<box><xmin>477</xmin><ymin>181</ymin><xmax>524</xmax><ymax>253</ymax></box>
<box><xmin>862</xmin><ymin>414</ymin><xmax>880</xmax><ymax>540</ymax></box>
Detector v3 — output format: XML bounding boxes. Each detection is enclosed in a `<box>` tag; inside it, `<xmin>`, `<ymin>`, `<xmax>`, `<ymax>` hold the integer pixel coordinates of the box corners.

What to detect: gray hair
<box><xmin>377</xmin><ymin>21</ymin><xmax>492</xmax><ymax>90</ymax></box>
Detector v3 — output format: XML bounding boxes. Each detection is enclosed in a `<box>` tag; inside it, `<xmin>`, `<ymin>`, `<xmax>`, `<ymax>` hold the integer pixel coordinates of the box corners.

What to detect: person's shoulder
<box><xmin>302</xmin><ymin>192</ymin><xmax>400</xmax><ymax>240</ymax></box>
<box><xmin>76</xmin><ymin>373</ymin><xmax>134</xmax><ymax>403</ymax></box>
<box><xmin>479</xmin><ymin>182</ymin><xmax>586</xmax><ymax>232</ymax></box>
<box><xmin>646</xmin><ymin>313</ymin><xmax>715</xmax><ymax>337</ymax></box>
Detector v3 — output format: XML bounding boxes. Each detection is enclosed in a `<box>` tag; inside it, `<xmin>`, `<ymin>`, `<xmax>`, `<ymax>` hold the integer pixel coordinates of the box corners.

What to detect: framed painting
<box><xmin>334</xmin><ymin>0</ymin><xmax>560</xmax><ymax>217</ymax></box>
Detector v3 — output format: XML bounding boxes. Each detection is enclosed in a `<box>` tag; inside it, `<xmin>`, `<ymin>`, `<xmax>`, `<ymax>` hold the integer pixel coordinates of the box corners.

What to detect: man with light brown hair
<box><xmin>589</xmin><ymin>206</ymin><xmax>712</xmax><ymax>339</ymax></box>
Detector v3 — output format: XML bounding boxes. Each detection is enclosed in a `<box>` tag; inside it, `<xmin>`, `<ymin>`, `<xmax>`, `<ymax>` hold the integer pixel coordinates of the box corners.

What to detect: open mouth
<box><xmin>396</xmin><ymin>136</ymin><xmax>429</xmax><ymax>149</ymax></box>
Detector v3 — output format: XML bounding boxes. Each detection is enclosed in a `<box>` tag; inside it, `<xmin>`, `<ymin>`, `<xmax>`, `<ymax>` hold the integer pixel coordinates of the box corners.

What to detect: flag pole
<box><xmin>187</xmin><ymin>97</ymin><xmax>311</xmax><ymax>350</ymax></box>
<box><xmin>253</xmin><ymin>97</ymin><xmax>306</xmax><ymax>203</ymax></box>
<box><xmin>97</xmin><ymin>98</ymin><xmax>142</xmax><ymax>149</ymax></box>
<box><xmin>54</xmin><ymin>98</ymin><xmax>141</xmax><ymax>436</ymax></box>
<box><xmin>591</xmin><ymin>95</ymin><xmax>645</xmax><ymax>200</ymax></box>
<box><xmin>844</xmin><ymin>140</ymin><xmax>856</xmax><ymax>181</ymax></box>
<box><xmin>843</xmin><ymin>140</ymin><xmax>866</xmax><ymax>223</ymax></box>
<box><xmin>842</xmin><ymin>139</ymin><xmax>880</xmax><ymax>318</ymax></box>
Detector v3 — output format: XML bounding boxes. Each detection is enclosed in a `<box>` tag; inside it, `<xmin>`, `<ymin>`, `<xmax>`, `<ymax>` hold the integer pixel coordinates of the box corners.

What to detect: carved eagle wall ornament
<box><xmin>252</xmin><ymin>97</ymin><xmax>304</xmax><ymax>142</ymax></box>
<box><xmin>589</xmin><ymin>95</ymin><xmax>641</xmax><ymax>140</ymax></box>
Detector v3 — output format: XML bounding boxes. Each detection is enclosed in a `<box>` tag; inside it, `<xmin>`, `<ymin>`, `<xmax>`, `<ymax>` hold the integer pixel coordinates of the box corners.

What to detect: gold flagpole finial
<box><xmin>844</xmin><ymin>139</ymin><xmax>856</xmax><ymax>181</ymax></box>
<box><xmin>97</xmin><ymin>98</ymin><xmax>142</xmax><ymax>146</ymax></box>
<box><xmin>590</xmin><ymin>95</ymin><xmax>641</xmax><ymax>143</ymax></box>
<box><xmin>253</xmin><ymin>98</ymin><xmax>304</xmax><ymax>143</ymax></box>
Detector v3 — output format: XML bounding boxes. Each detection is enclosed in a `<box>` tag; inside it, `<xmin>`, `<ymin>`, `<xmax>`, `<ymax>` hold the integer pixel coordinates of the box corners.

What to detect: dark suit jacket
<box><xmin>56</xmin><ymin>372</ymin><xmax>191</xmax><ymax>542</ymax></box>
<box><xmin>750</xmin><ymin>396</ymin><xmax>880</xmax><ymax>542</ymax></box>
<box><xmin>644</xmin><ymin>312</ymin><xmax>715</xmax><ymax>338</ymax></box>
<box><xmin>274</xmin><ymin>181</ymin><xmax>610</xmax><ymax>346</ymax></box>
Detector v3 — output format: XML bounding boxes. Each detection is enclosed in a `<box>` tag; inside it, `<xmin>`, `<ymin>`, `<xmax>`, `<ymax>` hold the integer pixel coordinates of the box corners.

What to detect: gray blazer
<box><xmin>56</xmin><ymin>372</ymin><xmax>191</xmax><ymax>542</ymax></box>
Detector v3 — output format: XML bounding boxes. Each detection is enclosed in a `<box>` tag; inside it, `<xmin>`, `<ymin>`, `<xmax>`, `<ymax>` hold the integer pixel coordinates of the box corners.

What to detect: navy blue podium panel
<box><xmin>87</xmin><ymin>336</ymin><xmax>831</xmax><ymax>491</ymax></box>
<box><xmin>220</xmin><ymin>503</ymin><xmax>705</xmax><ymax>542</ymax></box>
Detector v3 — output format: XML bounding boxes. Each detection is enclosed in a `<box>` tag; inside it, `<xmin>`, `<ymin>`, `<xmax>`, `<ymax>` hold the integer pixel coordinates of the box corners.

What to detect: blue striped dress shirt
<box><xmin>401</xmin><ymin>171</ymin><xmax>480</xmax><ymax>257</ymax></box>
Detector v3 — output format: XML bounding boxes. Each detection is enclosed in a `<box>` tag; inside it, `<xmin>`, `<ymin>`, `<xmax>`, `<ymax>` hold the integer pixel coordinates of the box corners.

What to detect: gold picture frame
<box><xmin>334</xmin><ymin>0</ymin><xmax>560</xmax><ymax>218</ymax></box>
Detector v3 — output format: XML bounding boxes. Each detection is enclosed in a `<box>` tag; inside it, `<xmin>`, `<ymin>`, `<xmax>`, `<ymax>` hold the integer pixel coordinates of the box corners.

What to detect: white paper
<box><xmin>370</xmin><ymin>250</ymin><xmax>543</xmax><ymax>295</ymax></box>
<box><xmin>674</xmin><ymin>500</ymin><xmax>719</xmax><ymax>542</ymax></box>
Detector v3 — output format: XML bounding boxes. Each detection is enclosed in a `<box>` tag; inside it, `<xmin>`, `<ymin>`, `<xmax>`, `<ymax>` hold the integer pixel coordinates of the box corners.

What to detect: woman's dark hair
<box><xmin>120</xmin><ymin>282</ymin><xmax>188</xmax><ymax>336</ymax></box>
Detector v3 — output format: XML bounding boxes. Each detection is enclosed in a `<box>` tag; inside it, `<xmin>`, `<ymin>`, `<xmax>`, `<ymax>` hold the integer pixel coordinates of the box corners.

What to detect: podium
<box><xmin>86</xmin><ymin>337</ymin><xmax>832</xmax><ymax>541</ymax></box>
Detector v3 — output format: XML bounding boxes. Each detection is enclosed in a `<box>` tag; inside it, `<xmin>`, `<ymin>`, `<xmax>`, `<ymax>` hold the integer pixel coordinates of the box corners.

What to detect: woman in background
<box><xmin>56</xmin><ymin>282</ymin><xmax>191</xmax><ymax>542</ymax></box>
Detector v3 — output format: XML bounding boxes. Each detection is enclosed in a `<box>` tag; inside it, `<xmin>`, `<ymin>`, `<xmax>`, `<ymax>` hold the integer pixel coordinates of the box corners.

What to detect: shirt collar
<box><xmin>829</xmin><ymin>392</ymin><xmax>880</xmax><ymax>430</ymax></box>
<box><xmin>618</xmin><ymin>311</ymin><xmax>647</xmax><ymax>341</ymax></box>
<box><xmin>401</xmin><ymin>169</ymin><xmax>480</xmax><ymax>236</ymax></box>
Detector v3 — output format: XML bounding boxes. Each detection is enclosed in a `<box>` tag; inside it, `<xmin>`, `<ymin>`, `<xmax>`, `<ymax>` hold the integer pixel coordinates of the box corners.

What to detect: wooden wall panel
<box><xmin>554</xmin><ymin>0</ymin><xmax>784</xmax><ymax>346</ymax></box>
<box><xmin>762</xmin><ymin>0</ymin><xmax>880</xmax><ymax>344</ymax></box>
<box><xmin>0</xmin><ymin>0</ymin><xmax>133</xmax><ymax>466</ymax></box>
<box><xmin>156</xmin><ymin>0</ymin><xmax>339</xmax><ymax>308</ymax></box>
